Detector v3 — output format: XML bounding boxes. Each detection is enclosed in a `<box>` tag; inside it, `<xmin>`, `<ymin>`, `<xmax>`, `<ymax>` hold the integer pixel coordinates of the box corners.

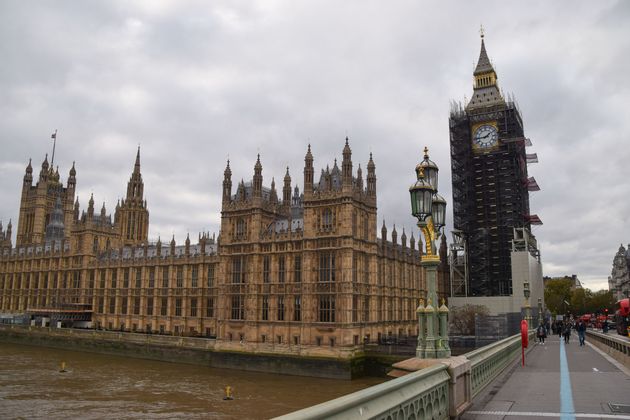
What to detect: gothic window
<box><xmin>232</xmin><ymin>256</ymin><xmax>246</xmax><ymax>284</ymax></box>
<box><xmin>191</xmin><ymin>265</ymin><xmax>198</xmax><ymax>288</ymax></box>
<box><xmin>109</xmin><ymin>297</ymin><xmax>116</xmax><ymax>314</ymax></box>
<box><xmin>207</xmin><ymin>264</ymin><xmax>215</xmax><ymax>287</ymax></box>
<box><xmin>100</xmin><ymin>270</ymin><xmax>106</xmax><ymax>289</ymax></box>
<box><xmin>206</xmin><ymin>297</ymin><xmax>215</xmax><ymax>317</ymax></box>
<box><xmin>322</xmin><ymin>208</ymin><xmax>333</xmax><ymax>231</ymax></box>
<box><xmin>133</xmin><ymin>297</ymin><xmax>140</xmax><ymax>315</ymax></box>
<box><xmin>162</xmin><ymin>266</ymin><xmax>169</xmax><ymax>287</ymax></box>
<box><xmin>262</xmin><ymin>295</ymin><xmax>269</xmax><ymax>320</ymax></box>
<box><xmin>352</xmin><ymin>295</ymin><xmax>358</xmax><ymax>322</ymax></box>
<box><xmin>176</xmin><ymin>266</ymin><xmax>183</xmax><ymax>288</ymax></box>
<box><xmin>236</xmin><ymin>218</ymin><xmax>247</xmax><ymax>240</ymax></box>
<box><xmin>175</xmin><ymin>298</ymin><xmax>182</xmax><ymax>316</ymax></box>
<box><xmin>277</xmin><ymin>296</ymin><xmax>285</xmax><ymax>321</ymax></box>
<box><xmin>263</xmin><ymin>255</ymin><xmax>270</xmax><ymax>283</ymax></box>
<box><xmin>318</xmin><ymin>251</ymin><xmax>336</xmax><ymax>282</ymax></box>
<box><xmin>98</xmin><ymin>297</ymin><xmax>104</xmax><ymax>314</ymax></box>
<box><xmin>148</xmin><ymin>267</ymin><xmax>155</xmax><ymax>288</ymax></box>
<box><xmin>160</xmin><ymin>297</ymin><xmax>168</xmax><ymax>316</ymax></box>
<box><xmin>294</xmin><ymin>255</ymin><xmax>301</xmax><ymax>283</ymax></box>
<box><xmin>123</xmin><ymin>268</ymin><xmax>130</xmax><ymax>288</ymax></box>
<box><xmin>135</xmin><ymin>267</ymin><xmax>142</xmax><ymax>288</ymax></box>
<box><xmin>111</xmin><ymin>270</ymin><xmax>117</xmax><ymax>289</ymax></box>
<box><xmin>318</xmin><ymin>295</ymin><xmax>335</xmax><ymax>322</ymax></box>
<box><xmin>278</xmin><ymin>256</ymin><xmax>285</xmax><ymax>283</ymax></box>
<box><xmin>190</xmin><ymin>298</ymin><xmax>198</xmax><ymax>317</ymax></box>
<box><xmin>363</xmin><ymin>214</ymin><xmax>369</xmax><ymax>240</ymax></box>
<box><xmin>231</xmin><ymin>295</ymin><xmax>244</xmax><ymax>320</ymax></box>
<box><xmin>121</xmin><ymin>297</ymin><xmax>128</xmax><ymax>315</ymax></box>
<box><xmin>146</xmin><ymin>297</ymin><xmax>154</xmax><ymax>316</ymax></box>
<box><xmin>352</xmin><ymin>210</ymin><xmax>357</xmax><ymax>236</ymax></box>
<box><xmin>363</xmin><ymin>296</ymin><xmax>369</xmax><ymax>322</ymax></box>
<box><xmin>93</xmin><ymin>236</ymin><xmax>99</xmax><ymax>252</ymax></box>
<box><xmin>294</xmin><ymin>295</ymin><xmax>301</xmax><ymax>321</ymax></box>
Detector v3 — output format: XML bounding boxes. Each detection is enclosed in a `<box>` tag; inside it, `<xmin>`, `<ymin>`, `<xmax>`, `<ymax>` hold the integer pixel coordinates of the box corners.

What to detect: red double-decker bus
<box><xmin>614</xmin><ymin>298</ymin><xmax>630</xmax><ymax>336</ymax></box>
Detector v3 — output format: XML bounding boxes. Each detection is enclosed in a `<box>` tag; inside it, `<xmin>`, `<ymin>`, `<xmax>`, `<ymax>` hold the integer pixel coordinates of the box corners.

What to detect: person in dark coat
<box><xmin>536</xmin><ymin>323</ymin><xmax>547</xmax><ymax>344</ymax></box>
<box><xmin>576</xmin><ymin>320</ymin><xmax>586</xmax><ymax>346</ymax></box>
<box><xmin>563</xmin><ymin>322</ymin><xmax>572</xmax><ymax>343</ymax></box>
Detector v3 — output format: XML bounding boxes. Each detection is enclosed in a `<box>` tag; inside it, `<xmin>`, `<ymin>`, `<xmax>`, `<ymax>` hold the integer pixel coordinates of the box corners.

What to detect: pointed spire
<box><xmin>101</xmin><ymin>202</ymin><xmax>106</xmax><ymax>218</ymax></box>
<box><xmin>134</xmin><ymin>146</ymin><xmax>141</xmax><ymax>172</ymax></box>
<box><xmin>474</xmin><ymin>32</ymin><xmax>494</xmax><ymax>76</ymax></box>
<box><xmin>381</xmin><ymin>220</ymin><xmax>387</xmax><ymax>242</ymax></box>
<box><xmin>26</xmin><ymin>158</ymin><xmax>33</xmax><ymax>174</ymax></box>
<box><xmin>69</xmin><ymin>161</ymin><xmax>76</xmax><ymax>177</ymax></box>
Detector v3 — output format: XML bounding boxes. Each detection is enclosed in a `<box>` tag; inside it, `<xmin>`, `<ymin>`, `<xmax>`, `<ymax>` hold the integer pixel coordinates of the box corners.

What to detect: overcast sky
<box><xmin>1</xmin><ymin>1</ymin><xmax>628</xmax><ymax>292</ymax></box>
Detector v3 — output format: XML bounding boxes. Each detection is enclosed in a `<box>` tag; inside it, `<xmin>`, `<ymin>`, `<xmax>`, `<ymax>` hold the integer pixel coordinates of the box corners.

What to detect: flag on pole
<box><xmin>51</xmin><ymin>131</ymin><xmax>57</xmax><ymax>139</ymax></box>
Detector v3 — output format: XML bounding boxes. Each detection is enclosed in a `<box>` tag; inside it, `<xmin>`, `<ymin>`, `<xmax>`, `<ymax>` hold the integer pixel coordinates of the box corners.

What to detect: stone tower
<box><xmin>449</xmin><ymin>33</ymin><xmax>540</xmax><ymax>297</ymax></box>
<box><xmin>16</xmin><ymin>154</ymin><xmax>75</xmax><ymax>247</ymax></box>
<box><xmin>116</xmin><ymin>147</ymin><xmax>149</xmax><ymax>246</ymax></box>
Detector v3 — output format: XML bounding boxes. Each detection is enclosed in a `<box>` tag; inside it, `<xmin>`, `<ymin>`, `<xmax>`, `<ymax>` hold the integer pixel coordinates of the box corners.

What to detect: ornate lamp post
<box><xmin>523</xmin><ymin>281</ymin><xmax>532</xmax><ymax>325</ymax></box>
<box><xmin>410</xmin><ymin>147</ymin><xmax>450</xmax><ymax>359</ymax></box>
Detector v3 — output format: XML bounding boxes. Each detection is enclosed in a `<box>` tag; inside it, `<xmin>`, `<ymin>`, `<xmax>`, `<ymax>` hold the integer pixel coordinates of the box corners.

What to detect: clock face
<box><xmin>473</xmin><ymin>124</ymin><xmax>499</xmax><ymax>148</ymax></box>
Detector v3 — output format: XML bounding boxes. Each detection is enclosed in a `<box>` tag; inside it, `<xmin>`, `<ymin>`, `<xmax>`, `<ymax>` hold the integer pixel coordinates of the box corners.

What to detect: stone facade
<box><xmin>0</xmin><ymin>139</ymin><xmax>440</xmax><ymax>356</ymax></box>
<box><xmin>609</xmin><ymin>244</ymin><xmax>630</xmax><ymax>301</ymax></box>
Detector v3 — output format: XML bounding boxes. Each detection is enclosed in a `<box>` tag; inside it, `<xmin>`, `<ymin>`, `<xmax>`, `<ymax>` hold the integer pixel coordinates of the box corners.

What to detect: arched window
<box><xmin>322</xmin><ymin>208</ymin><xmax>333</xmax><ymax>231</ymax></box>
<box><xmin>236</xmin><ymin>218</ymin><xmax>246</xmax><ymax>239</ymax></box>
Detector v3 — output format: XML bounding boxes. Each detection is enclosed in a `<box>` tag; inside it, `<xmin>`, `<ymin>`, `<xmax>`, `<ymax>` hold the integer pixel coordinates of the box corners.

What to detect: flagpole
<box><xmin>51</xmin><ymin>129</ymin><xmax>57</xmax><ymax>167</ymax></box>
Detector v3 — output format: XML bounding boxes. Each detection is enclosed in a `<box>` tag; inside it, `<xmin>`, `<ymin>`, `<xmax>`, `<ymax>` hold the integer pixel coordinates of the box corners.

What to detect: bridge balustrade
<box><xmin>275</xmin><ymin>331</ymin><xmax>535</xmax><ymax>420</ymax></box>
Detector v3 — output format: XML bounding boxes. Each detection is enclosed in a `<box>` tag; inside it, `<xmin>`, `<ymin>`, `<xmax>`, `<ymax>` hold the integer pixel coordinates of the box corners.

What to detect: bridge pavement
<box><xmin>463</xmin><ymin>333</ymin><xmax>630</xmax><ymax>420</ymax></box>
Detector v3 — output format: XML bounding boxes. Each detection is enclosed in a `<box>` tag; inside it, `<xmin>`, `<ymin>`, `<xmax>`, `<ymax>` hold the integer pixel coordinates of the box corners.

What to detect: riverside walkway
<box><xmin>463</xmin><ymin>333</ymin><xmax>630</xmax><ymax>419</ymax></box>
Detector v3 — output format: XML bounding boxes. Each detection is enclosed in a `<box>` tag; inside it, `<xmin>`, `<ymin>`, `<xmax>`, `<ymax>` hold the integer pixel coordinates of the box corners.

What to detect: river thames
<box><xmin>0</xmin><ymin>342</ymin><xmax>386</xmax><ymax>419</ymax></box>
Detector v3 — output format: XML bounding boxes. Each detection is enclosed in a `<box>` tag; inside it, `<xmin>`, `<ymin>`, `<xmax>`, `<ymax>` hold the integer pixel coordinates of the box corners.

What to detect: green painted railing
<box><xmin>275</xmin><ymin>331</ymin><xmax>533</xmax><ymax>420</ymax></box>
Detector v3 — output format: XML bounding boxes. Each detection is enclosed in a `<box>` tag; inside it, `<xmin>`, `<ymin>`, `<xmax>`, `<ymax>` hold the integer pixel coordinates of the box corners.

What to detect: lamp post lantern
<box><xmin>410</xmin><ymin>147</ymin><xmax>450</xmax><ymax>359</ymax></box>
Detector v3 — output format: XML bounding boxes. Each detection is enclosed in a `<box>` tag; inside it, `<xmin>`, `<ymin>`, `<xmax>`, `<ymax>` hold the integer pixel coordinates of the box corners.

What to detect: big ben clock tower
<box><xmin>449</xmin><ymin>31</ymin><xmax>542</xmax><ymax>300</ymax></box>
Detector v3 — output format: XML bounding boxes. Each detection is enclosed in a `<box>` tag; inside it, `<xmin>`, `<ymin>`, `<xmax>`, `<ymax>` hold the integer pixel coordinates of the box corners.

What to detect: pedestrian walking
<box><xmin>557</xmin><ymin>321</ymin><xmax>564</xmax><ymax>338</ymax></box>
<box><xmin>577</xmin><ymin>319</ymin><xmax>586</xmax><ymax>346</ymax></box>
<box><xmin>563</xmin><ymin>323</ymin><xmax>571</xmax><ymax>343</ymax></box>
<box><xmin>536</xmin><ymin>323</ymin><xmax>547</xmax><ymax>344</ymax></box>
<box><xmin>603</xmin><ymin>319</ymin><xmax>609</xmax><ymax>334</ymax></box>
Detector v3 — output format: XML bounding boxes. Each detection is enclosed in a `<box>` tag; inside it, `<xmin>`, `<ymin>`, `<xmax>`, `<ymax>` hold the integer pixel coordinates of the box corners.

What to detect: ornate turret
<box><xmin>170</xmin><ymin>235</ymin><xmax>176</xmax><ymax>255</ymax></box>
<box><xmin>74</xmin><ymin>197</ymin><xmax>80</xmax><ymax>221</ymax></box>
<box><xmin>156</xmin><ymin>236</ymin><xmax>162</xmax><ymax>256</ymax></box>
<box><xmin>24</xmin><ymin>159</ymin><xmax>33</xmax><ymax>185</ymax></box>
<box><xmin>401</xmin><ymin>228</ymin><xmax>407</xmax><ymax>249</ymax></box>
<box><xmin>101</xmin><ymin>202</ymin><xmax>106</xmax><ymax>219</ymax></box>
<box><xmin>342</xmin><ymin>137</ymin><xmax>352</xmax><ymax>191</ymax></box>
<box><xmin>253</xmin><ymin>154</ymin><xmax>263</xmax><ymax>198</ymax></box>
<box><xmin>39</xmin><ymin>154</ymin><xmax>49</xmax><ymax>181</ymax></box>
<box><xmin>410</xmin><ymin>232</ymin><xmax>416</xmax><ymax>251</ymax></box>
<box><xmin>67</xmin><ymin>161</ymin><xmax>76</xmax><ymax>189</ymax></box>
<box><xmin>222</xmin><ymin>160</ymin><xmax>232</xmax><ymax>206</ymax></box>
<box><xmin>185</xmin><ymin>233</ymin><xmax>190</xmax><ymax>255</ymax></box>
<box><xmin>269</xmin><ymin>178</ymin><xmax>278</xmax><ymax>204</ymax></box>
<box><xmin>283</xmin><ymin>167</ymin><xmax>291</xmax><ymax>206</ymax></box>
<box><xmin>118</xmin><ymin>147</ymin><xmax>149</xmax><ymax>246</ymax></box>
<box><xmin>356</xmin><ymin>164</ymin><xmax>363</xmax><ymax>191</ymax></box>
<box><xmin>304</xmin><ymin>144</ymin><xmax>314</xmax><ymax>196</ymax></box>
<box><xmin>381</xmin><ymin>220</ymin><xmax>387</xmax><ymax>244</ymax></box>
<box><xmin>87</xmin><ymin>194</ymin><xmax>95</xmax><ymax>218</ymax></box>
<box><xmin>392</xmin><ymin>224</ymin><xmax>398</xmax><ymax>245</ymax></box>
<box><xmin>367</xmin><ymin>153</ymin><xmax>376</xmax><ymax>197</ymax></box>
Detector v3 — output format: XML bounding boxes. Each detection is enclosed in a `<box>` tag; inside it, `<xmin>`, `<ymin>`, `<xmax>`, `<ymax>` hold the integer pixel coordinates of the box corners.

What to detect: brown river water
<box><xmin>0</xmin><ymin>342</ymin><xmax>386</xmax><ymax>419</ymax></box>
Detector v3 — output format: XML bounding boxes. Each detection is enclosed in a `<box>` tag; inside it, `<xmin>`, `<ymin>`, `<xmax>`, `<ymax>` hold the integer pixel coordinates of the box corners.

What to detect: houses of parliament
<box><xmin>0</xmin><ymin>139</ymin><xmax>448</xmax><ymax>355</ymax></box>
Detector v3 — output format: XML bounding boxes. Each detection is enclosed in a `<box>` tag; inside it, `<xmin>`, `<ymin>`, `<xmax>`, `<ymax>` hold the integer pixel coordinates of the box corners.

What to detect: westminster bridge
<box><xmin>275</xmin><ymin>330</ymin><xmax>630</xmax><ymax>420</ymax></box>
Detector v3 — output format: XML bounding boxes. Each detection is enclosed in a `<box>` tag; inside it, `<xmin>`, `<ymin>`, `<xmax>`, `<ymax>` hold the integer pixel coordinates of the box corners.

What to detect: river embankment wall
<box><xmin>0</xmin><ymin>325</ymin><xmax>368</xmax><ymax>379</ymax></box>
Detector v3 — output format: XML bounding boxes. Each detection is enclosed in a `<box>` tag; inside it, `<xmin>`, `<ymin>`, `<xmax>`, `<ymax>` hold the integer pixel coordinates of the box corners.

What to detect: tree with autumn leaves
<box><xmin>544</xmin><ymin>278</ymin><xmax>615</xmax><ymax>316</ymax></box>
